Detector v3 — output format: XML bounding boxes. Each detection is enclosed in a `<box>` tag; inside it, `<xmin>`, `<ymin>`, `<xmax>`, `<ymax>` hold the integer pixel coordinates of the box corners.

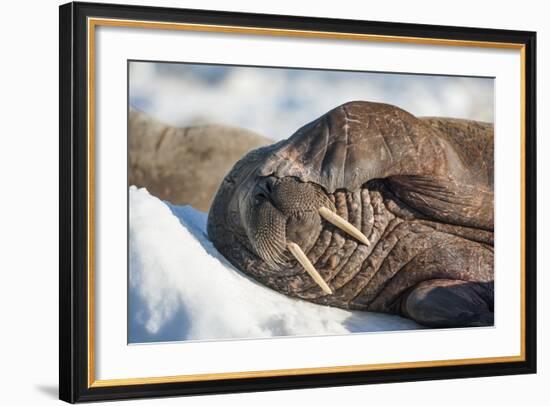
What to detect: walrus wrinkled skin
<box><xmin>207</xmin><ymin>101</ymin><xmax>494</xmax><ymax>328</ymax></box>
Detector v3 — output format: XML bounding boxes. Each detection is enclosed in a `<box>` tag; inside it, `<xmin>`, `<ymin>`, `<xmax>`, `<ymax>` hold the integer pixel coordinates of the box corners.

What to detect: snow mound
<box><xmin>129</xmin><ymin>186</ymin><xmax>421</xmax><ymax>343</ymax></box>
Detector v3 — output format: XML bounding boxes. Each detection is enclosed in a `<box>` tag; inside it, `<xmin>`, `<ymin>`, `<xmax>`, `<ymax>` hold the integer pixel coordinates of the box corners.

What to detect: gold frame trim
<box><xmin>87</xmin><ymin>17</ymin><xmax>527</xmax><ymax>388</ymax></box>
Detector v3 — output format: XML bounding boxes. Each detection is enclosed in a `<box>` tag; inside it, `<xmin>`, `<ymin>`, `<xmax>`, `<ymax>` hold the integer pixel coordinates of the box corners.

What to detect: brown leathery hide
<box><xmin>208</xmin><ymin>101</ymin><xmax>494</xmax><ymax>328</ymax></box>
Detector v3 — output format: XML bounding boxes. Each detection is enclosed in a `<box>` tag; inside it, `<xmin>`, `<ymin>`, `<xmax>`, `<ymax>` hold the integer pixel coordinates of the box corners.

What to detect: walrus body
<box><xmin>208</xmin><ymin>101</ymin><xmax>494</xmax><ymax>328</ymax></box>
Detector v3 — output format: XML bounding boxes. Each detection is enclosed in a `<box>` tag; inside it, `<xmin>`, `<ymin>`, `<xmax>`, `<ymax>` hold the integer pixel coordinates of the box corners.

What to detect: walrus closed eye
<box><xmin>208</xmin><ymin>101</ymin><xmax>494</xmax><ymax>328</ymax></box>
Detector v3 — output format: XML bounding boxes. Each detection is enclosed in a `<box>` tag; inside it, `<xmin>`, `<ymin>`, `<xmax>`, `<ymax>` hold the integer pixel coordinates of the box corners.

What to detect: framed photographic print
<box><xmin>59</xmin><ymin>1</ymin><xmax>537</xmax><ymax>403</ymax></box>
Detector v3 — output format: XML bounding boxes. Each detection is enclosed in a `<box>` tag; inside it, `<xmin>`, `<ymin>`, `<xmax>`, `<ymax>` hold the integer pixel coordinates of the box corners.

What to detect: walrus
<box><xmin>129</xmin><ymin>110</ymin><xmax>271</xmax><ymax>211</ymax></box>
<box><xmin>207</xmin><ymin>101</ymin><xmax>494</xmax><ymax>328</ymax></box>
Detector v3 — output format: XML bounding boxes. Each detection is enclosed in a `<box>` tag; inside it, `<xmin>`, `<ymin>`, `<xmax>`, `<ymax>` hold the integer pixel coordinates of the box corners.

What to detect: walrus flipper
<box><xmin>401</xmin><ymin>279</ymin><xmax>494</xmax><ymax>327</ymax></box>
<box><xmin>387</xmin><ymin>175</ymin><xmax>494</xmax><ymax>231</ymax></box>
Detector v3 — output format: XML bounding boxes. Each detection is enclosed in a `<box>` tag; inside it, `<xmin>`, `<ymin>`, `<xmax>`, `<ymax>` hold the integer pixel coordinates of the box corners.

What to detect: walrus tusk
<box><xmin>319</xmin><ymin>207</ymin><xmax>371</xmax><ymax>246</ymax></box>
<box><xmin>287</xmin><ymin>242</ymin><xmax>333</xmax><ymax>295</ymax></box>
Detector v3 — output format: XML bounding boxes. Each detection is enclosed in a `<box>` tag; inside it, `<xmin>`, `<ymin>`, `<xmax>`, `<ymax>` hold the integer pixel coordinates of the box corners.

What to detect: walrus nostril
<box><xmin>265</xmin><ymin>177</ymin><xmax>275</xmax><ymax>193</ymax></box>
<box><xmin>253</xmin><ymin>192</ymin><xmax>267</xmax><ymax>206</ymax></box>
<box><xmin>257</xmin><ymin>177</ymin><xmax>277</xmax><ymax>196</ymax></box>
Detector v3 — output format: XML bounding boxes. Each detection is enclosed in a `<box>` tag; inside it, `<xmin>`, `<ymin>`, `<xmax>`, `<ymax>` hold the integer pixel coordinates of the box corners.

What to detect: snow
<box><xmin>129</xmin><ymin>186</ymin><xmax>421</xmax><ymax>343</ymax></box>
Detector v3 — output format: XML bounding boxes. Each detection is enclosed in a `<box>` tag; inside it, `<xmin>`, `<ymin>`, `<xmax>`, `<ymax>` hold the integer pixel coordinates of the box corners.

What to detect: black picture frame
<box><xmin>59</xmin><ymin>1</ymin><xmax>537</xmax><ymax>403</ymax></box>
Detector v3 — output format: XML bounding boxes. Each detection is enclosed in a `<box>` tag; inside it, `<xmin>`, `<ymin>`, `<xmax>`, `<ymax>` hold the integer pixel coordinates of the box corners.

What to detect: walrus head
<box><xmin>208</xmin><ymin>161</ymin><xmax>374</xmax><ymax>294</ymax></box>
<box><xmin>207</xmin><ymin>101</ymin><xmax>470</xmax><ymax>296</ymax></box>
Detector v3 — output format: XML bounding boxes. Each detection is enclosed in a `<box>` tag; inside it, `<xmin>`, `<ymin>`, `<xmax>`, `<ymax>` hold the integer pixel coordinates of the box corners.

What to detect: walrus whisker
<box><xmin>287</xmin><ymin>242</ymin><xmax>333</xmax><ymax>295</ymax></box>
<box><xmin>318</xmin><ymin>207</ymin><xmax>371</xmax><ymax>246</ymax></box>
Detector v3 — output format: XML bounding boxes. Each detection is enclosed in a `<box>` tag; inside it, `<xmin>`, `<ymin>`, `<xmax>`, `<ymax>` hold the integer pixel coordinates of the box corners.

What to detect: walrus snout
<box><xmin>243</xmin><ymin>176</ymin><xmax>326</xmax><ymax>268</ymax></box>
<box><xmin>242</xmin><ymin>176</ymin><xmax>372</xmax><ymax>294</ymax></box>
